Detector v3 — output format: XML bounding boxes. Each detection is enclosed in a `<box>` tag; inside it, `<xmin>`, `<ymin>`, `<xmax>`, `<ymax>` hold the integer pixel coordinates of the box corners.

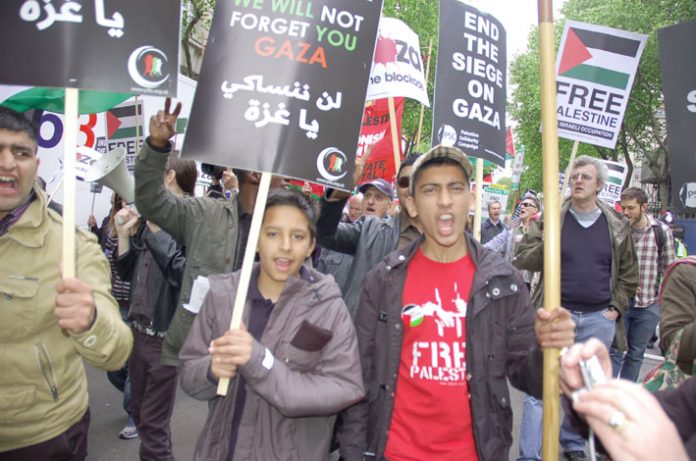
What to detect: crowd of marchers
<box><xmin>1</xmin><ymin>100</ymin><xmax>695</xmax><ymax>461</ymax></box>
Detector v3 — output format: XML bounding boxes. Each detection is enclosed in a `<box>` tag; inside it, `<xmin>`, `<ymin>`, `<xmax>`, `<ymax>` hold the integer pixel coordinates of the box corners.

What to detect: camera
<box><xmin>579</xmin><ymin>355</ymin><xmax>606</xmax><ymax>391</ymax></box>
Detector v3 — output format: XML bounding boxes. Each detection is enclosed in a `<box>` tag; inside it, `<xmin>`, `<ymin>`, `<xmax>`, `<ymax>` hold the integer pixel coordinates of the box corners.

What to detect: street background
<box><xmin>85</xmin><ymin>348</ymin><xmax>662</xmax><ymax>460</ymax></box>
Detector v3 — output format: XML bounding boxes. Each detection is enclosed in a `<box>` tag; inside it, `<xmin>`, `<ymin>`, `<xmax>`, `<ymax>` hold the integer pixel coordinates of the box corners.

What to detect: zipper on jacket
<box><xmin>35</xmin><ymin>343</ymin><xmax>59</xmax><ymax>401</ymax></box>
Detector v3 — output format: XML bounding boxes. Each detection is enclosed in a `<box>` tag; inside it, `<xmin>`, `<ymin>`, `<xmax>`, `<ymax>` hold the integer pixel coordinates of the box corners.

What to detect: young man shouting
<box><xmin>339</xmin><ymin>146</ymin><xmax>575</xmax><ymax>461</ymax></box>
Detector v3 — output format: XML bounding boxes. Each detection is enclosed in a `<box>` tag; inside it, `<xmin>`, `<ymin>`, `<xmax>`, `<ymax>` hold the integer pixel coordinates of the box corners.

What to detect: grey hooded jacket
<box><xmin>179</xmin><ymin>266</ymin><xmax>364</xmax><ymax>461</ymax></box>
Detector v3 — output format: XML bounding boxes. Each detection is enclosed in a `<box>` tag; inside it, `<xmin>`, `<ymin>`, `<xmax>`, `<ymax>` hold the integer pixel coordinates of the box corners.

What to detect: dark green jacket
<box><xmin>135</xmin><ymin>140</ymin><xmax>239</xmax><ymax>365</ymax></box>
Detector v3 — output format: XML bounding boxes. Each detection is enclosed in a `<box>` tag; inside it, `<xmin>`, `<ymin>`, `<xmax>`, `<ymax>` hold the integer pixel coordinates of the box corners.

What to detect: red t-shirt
<box><xmin>384</xmin><ymin>248</ymin><xmax>479</xmax><ymax>461</ymax></box>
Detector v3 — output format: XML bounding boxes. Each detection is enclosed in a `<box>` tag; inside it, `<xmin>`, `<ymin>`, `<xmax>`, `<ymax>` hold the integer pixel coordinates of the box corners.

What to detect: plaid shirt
<box><xmin>632</xmin><ymin>215</ymin><xmax>676</xmax><ymax>307</ymax></box>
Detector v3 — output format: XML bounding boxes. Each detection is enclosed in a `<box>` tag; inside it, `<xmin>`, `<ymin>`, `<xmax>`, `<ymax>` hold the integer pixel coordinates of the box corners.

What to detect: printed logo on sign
<box><xmin>316</xmin><ymin>147</ymin><xmax>348</xmax><ymax>182</ymax></box>
<box><xmin>437</xmin><ymin>124</ymin><xmax>457</xmax><ymax>147</ymax></box>
<box><xmin>128</xmin><ymin>46</ymin><xmax>170</xmax><ymax>91</ymax></box>
<box><xmin>679</xmin><ymin>182</ymin><xmax>696</xmax><ymax>209</ymax></box>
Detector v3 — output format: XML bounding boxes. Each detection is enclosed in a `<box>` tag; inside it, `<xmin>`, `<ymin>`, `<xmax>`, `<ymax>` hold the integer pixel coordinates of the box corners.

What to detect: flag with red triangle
<box><xmin>555</xmin><ymin>21</ymin><xmax>647</xmax><ymax>149</ymax></box>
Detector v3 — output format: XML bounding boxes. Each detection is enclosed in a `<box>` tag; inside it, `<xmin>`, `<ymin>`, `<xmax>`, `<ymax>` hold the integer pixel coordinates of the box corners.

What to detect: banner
<box><xmin>505</xmin><ymin>126</ymin><xmax>516</xmax><ymax>158</ymax></box>
<box><xmin>511</xmin><ymin>146</ymin><xmax>525</xmax><ymax>191</ymax></box>
<box><xmin>659</xmin><ymin>21</ymin><xmax>696</xmax><ymax>213</ymax></box>
<box><xmin>481</xmin><ymin>186</ymin><xmax>509</xmax><ymax>218</ymax></box>
<box><xmin>181</xmin><ymin>0</ymin><xmax>383</xmax><ymax>191</ymax></box>
<box><xmin>0</xmin><ymin>1</ymin><xmax>179</xmax><ymax>96</ymax></box>
<box><xmin>365</xmin><ymin>17</ymin><xmax>429</xmax><ymax>106</ymax></box>
<box><xmin>432</xmin><ymin>1</ymin><xmax>507</xmax><ymax>166</ymax></box>
<box><xmin>597</xmin><ymin>159</ymin><xmax>627</xmax><ymax>206</ymax></box>
<box><xmin>555</xmin><ymin>21</ymin><xmax>646</xmax><ymax>149</ymax></box>
<box><xmin>357</xmin><ymin>98</ymin><xmax>404</xmax><ymax>183</ymax></box>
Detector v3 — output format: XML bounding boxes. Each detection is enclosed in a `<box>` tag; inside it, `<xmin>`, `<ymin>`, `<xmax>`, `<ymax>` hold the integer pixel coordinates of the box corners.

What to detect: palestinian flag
<box><xmin>558</xmin><ymin>21</ymin><xmax>646</xmax><ymax>91</ymax></box>
<box><xmin>604</xmin><ymin>160</ymin><xmax>626</xmax><ymax>187</ymax></box>
<box><xmin>0</xmin><ymin>86</ymin><xmax>130</xmax><ymax>114</ymax></box>
<box><xmin>106</xmin><ymin>99</ymin><xmax>145</xmax><ymax>140</ymax></box>
<box><xmin>288</xmin><ymin>179</ymin><xmax>325</xmax><ymax>202</ymax></box>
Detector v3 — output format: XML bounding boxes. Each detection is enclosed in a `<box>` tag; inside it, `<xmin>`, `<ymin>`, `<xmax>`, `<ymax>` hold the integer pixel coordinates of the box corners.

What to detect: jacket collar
<box><xmin>231</xmin><ymin>263</ymin><xmax>342</xmax><ymax>310</ymax></box>
<box><xmin>2</xmin><ymin>184</ymin><xmax>50</xmax><ymax>248</ymax></box>
<box><xmin>561</xmin><ymin>198</ymin><xmax>630</xmax><ymax>242</ymax></box>
<box><xmin>385</xmin><ymin>232</ymin><xmax>517</xmax><ymax>284</ymax></box>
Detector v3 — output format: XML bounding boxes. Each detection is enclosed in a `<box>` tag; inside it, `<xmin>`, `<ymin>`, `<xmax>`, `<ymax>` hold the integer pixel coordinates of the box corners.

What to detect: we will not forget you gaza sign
<box><xmin>182</xmin><ymin>0</ymin><xmax>383</xmax><ymax>191</ymax></box>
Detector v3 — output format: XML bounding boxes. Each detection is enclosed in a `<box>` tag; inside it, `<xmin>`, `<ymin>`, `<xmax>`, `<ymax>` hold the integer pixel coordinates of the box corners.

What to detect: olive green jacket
<box><xmin>135</xmin><ymin>140</ymin><xmax>240</xmax><ymax>366</ymax></box>
<box><xmin>514</xmin><ymin>199</ymin><xmax>638</xmax><ymax>350</ymax></box>
<box><xmin>0</xmin><ymin>187</ymin><xmax>132</xmax><ymax>451</ymax></box>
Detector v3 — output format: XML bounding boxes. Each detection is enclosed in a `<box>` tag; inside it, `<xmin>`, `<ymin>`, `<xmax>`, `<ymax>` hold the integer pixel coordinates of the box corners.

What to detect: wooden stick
<box><xmin>134</xmin><ymin>95</ymin><xmax>141</xmax><ymax>150</ymax></box>
<box><xmin>62</xmin><ymin>88</ymin><xmax>79</xmax><ymax>279</ymax></box>
<box><xmin>560</xmin><ymin>140</ymin><xmax>580</xmax><ymax>201</ymax></box>
<box><xmin>48</xmin><ymin>175</ymin><xmax>64</xmax><ymax>205</ymax></box>
<box><xmin>388</xmin><ymin>97</ymin><xmax>401</xmax><ymax>174</ymax></box>
<box><xmin>473</xmin><ymin>158</ymin><xmax>484</xmax><ymax>241</ymax></box>
<box><xmin>537</xmin><ymin>1</ymin><xmax>562</xmax><ymax>460</ymax></box>
<box><xmin>90</xmin><ymin>192</ymin><xmax>97</xmax><ymax>216</ymax></box>
<box><xmin>217</xmin><ymin>172</ymin><xmax>272</xmax><ymax>396</ymax></box>
<box><xmin>415</xmin><ymin>39</ymin><xmax>433</xmax><ymax>146</ymax></box>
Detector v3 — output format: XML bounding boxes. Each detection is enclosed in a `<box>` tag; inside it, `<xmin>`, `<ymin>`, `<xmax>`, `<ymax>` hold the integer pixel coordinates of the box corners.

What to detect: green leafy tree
<box><xmin>181</xmin><ymin>0</ymin><xmax>216</xmax><ymax>79</ymax></box>
<box><xmin>510</xmin><ymin>0</ymin><xmax>696</xmax><ymax>209</ymax></box>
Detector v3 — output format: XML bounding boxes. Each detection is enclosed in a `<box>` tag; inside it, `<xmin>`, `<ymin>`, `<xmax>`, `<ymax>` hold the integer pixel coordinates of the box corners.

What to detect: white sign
<box><xmin>365</xmin><ymin>17</ymin><xmax>429</xmax><ymax>107</ymax></box>
<box><xmin>555</xmin><ymin>21</ymin><xmax>646</xmax><ymax>149</ymax></box>
<box><xmin>482</xmin><ymin>186</ymin><xmax>509</xmax><ymax>219</ymax></box>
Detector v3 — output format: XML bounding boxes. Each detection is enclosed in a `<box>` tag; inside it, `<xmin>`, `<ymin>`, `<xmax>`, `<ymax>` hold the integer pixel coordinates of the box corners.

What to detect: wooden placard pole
<box><xmin>134</xmin><ymin>95</ymin><xmax>141</xmax><ymax>150</ymax></box>
<box><xmin>415</xmin><ymin>38</ymin><xmax>434</xmax><ymax>147</ymax></box>
<box><xmin>388</xmin><ymin>97</ymin><xmax>401</xmax><ymax>173</ymax></box>
<box><xmin>537</xmin><ymin>1</ymin><xmax>562</xmax><ymax>460</ymax></box>
<box><xmin>560</xmin><ymin>140</ymin><xmax>580</xmax><ymax>201</ymax></box>
<box><xmin>62</xmin><ymin>88</ymin><xmax>79</xmax><ymax>279</ymax></box>
<box><xmin>217</xmin><ymin>172</ymin><xmax>272</xmax><ymax>396</ymax></box>
<box><xmin>473</xmin><ymin>158</ymin><xmax>484</xmax><ymax>241</ymax></box>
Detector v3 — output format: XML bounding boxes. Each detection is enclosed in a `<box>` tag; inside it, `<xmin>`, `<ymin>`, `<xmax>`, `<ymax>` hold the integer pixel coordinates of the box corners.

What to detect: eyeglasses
<box><xmin>520</xmin><ymin>202</ymin><xmax>537</xmax><ymax>208</ymax></box>
<box><xmin>397</xmin><ymin>176</ymin><xmax>410</xmax><ymax>189</ymax></box>
<box><xmin>570</xmin><ymin>173</ymin><xmax>595</xmax><ymax>182</ymax></box>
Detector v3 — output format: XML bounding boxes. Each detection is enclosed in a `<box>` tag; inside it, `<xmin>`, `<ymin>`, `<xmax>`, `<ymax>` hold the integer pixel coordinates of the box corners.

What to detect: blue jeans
<box><xmin>516</xmin><ymin>394</ymin><xmax>543</xmax><ymax>461</ymax></box>
<box><xmin>517</xmin><ymin>309</ymin><xmax>616</xmax><ymax>458</ymax></box>
<box><xmin>560</xmin><ymin>309</ymin><xmax>616</xmax><ymax>452</ymax></box>
<box><xmin>609</xmin><ymin>301</ymin><xmax>660</xmax><ymax>382</ymax></box>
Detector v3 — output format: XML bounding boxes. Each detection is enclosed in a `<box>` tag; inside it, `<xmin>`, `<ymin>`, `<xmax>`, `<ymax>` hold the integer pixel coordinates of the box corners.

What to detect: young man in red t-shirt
<box><xmin>339</xmin><ymin>146</ymin><xmax>575</xmax><ymax>461</ymax></box>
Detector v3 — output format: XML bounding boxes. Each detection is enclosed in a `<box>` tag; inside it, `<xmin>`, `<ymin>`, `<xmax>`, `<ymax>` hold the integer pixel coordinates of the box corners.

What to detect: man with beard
<box><xmin>610</xmin><ymin>187</ymin><xmax>675</xmax><ymax>381</ymax></box>
<box><xmin>515</xmin><ymin>155</ymin><xmax>637</xmax><ymax>461</ymax></box>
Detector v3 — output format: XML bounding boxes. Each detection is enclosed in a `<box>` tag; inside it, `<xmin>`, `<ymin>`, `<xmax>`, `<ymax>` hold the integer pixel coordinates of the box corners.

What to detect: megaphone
<box><xmin>83</xmin><ymin>147</ymin><xmax>135</xmax><ymax>204</ymax></box>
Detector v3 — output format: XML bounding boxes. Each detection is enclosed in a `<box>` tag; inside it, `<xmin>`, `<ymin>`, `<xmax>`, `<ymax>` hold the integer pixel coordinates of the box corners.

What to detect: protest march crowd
<box><xmin>2</xmin><ymin>0</ymin><xmax>696</xmax><ymax>460</ymax></box>
<box><xmin>2</xmin><ymin>98</ymin><xmax>696</xmax><ymax>461</ymax></box>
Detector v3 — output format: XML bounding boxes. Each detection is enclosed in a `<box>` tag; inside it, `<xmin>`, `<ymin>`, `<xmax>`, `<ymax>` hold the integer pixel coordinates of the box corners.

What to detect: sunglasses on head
<box><xmin>397</xmin><ymin>176</ymin><xmax>410</xmax><ymax>188</ymax></box>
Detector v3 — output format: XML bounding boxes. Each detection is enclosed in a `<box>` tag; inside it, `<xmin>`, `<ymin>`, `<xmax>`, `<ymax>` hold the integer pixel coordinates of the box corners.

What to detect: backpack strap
<box><xmin>652</xmin><ymin>222</ymin><xmax>665</xmax><ymax>261</ymax></box>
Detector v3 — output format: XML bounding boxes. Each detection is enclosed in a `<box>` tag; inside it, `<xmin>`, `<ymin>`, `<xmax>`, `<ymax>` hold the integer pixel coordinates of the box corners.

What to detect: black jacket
<box><xmin>316</xmin><ymin>197</ymin><xmax>401</xmax><ymax>316</ymax></box>
<box><xmin>339</xmin><ymin>234</ymin><xmax>543</xmax><ymax>461</ymax></box>
<box><xmin>115</xmin><ymin>224</ymin><xmax>185</xmax><ymax>332</ymax></box>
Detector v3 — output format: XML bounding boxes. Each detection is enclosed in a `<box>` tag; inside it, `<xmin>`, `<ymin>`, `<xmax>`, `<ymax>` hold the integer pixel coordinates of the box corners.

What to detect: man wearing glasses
<box><xmin>316</xmin><ymin>153</ymin><xmax>421</xmax><ymax>317</ymax></box>
<box><xmin>485</xmin><ymin>194</ymin><xmax>540</xmax><ymax>272</ymax></box>
<box><xmin>514</xmin><ymin>155</ymin><xmax>638</xmax><ymax>461</ymax></box>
